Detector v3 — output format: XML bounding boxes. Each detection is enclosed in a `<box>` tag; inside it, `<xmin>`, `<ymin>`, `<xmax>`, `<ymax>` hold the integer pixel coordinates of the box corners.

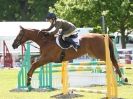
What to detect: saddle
<box><xmin>55</xmin><ymin>34</ymin><xmax>80</xmax><ymax>62</ymax></box>
<box><xmin>56</xmin><ymin>34</ymin><xmax>80</xmax><ymax>49</ymax></box>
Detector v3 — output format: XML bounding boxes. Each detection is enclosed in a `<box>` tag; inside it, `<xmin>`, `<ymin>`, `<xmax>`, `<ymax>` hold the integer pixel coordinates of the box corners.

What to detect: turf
<box><xmin>0</xmin><ymin>68</ymin><xmax>133</xmax><ymax>99</ymax></box>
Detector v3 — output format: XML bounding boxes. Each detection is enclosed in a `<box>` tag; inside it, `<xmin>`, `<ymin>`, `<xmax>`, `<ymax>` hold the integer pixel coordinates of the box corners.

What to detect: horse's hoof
<box><xmin>27</xmin><ymin>82</ymin><xmax>31</xmax><ymax>87</ymax></box>
<box><xmin>124</xmin><ymin>78</ymin><xmax>128</xmax><ymax>82</ymax></box>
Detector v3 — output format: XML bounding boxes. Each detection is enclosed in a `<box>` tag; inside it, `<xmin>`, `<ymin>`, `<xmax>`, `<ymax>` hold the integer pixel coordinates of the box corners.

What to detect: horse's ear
<box><xmin>20</xmin><ymin>25</ymin><xmax>24</xmax><ymax>30</ymax></box>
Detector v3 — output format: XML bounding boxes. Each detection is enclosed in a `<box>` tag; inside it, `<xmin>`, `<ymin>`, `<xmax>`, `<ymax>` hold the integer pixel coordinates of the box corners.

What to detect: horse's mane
<box><xmin>24</xmin><ymin>28</ymin><xmax>52</xmax><ymax>37</ymax></box>
<box><xmin>36</xmin><ymin>30</ymin><xmax>55</xmax><ymax>41</ymax></box>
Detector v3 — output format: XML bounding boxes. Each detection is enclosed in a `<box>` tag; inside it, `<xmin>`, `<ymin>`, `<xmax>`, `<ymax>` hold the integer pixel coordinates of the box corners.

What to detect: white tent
<box><xmin>0</xmin><ymin>22</ymin><xmax>50</xmax><ymax>36</ymax></box>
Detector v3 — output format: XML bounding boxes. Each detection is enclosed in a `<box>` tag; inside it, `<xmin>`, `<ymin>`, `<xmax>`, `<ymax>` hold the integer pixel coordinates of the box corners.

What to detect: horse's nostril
<box><xmin>12</xmin><ymin>43</ymin><xmax>17</xmax><ymax>49</ymax></box>
<box><xmin>12</xmin><ymin>44</ymin><xmax>15</xmax><ymax>49</ymax></box>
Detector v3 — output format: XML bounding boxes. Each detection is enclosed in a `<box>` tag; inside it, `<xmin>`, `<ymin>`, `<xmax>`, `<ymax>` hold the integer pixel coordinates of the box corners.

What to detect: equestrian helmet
<box><xmin>46</xmin><ymin>12</ymin><xmax>56</xmax><ymax>20</ymax></box>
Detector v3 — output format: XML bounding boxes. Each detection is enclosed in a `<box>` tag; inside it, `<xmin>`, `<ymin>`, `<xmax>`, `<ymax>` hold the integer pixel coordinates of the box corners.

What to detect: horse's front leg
<box><xmin>27</xmin><ymin>57</ymin><xmax>48</xmax><ymax>87</ymax></box>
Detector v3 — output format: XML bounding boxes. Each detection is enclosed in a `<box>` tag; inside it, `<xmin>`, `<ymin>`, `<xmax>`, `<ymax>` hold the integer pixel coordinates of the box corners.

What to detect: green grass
<box><xmin>0</xmin><ymin>68</ymin><xmax>133</xmax><ymax>99</ymax></box>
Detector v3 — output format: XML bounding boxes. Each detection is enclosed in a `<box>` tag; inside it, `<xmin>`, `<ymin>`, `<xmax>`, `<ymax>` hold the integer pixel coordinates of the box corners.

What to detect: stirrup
<box><xmin>72</xmin><ymin>46</ymin><xmax>78</xmax><ymax>52</ymax></box>
<box><xmin>73</xmin><ymin>47</ymin><xmax>78</xmax><ymax>52</ymax></box>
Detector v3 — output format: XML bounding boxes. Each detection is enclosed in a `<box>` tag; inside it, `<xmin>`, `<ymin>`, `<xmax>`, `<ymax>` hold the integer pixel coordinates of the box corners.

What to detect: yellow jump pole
<box><xmin>104</xmin><ymin>34</ymin><xmax>118</xmax><ymax>98</ymax></box>
<box><xmin>61</xmin><ymin>61</ymin><xmax>69</xmax><ymax>95</ymax></box>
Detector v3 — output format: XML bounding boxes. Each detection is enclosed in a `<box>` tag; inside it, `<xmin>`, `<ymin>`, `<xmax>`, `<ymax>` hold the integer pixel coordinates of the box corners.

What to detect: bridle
<box><xmin>15</xmin><ymin>29</ymin><xmax>25</xmax><ymax>46</ymax></box>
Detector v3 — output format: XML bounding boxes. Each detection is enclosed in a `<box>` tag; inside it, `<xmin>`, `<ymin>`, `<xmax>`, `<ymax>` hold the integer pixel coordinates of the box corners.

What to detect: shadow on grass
<box><xmin>51</xmin><ymin>93</ymin><xmax>83</xmax><ymax>99</ymax></box>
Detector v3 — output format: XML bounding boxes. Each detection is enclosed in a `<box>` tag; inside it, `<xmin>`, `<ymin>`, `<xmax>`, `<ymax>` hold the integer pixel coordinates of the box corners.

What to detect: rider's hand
<box><xmin>45</xmin><ymin>32</ymin><xmax>51</xmax><ymax>36</ymax></box>
<box><xmin>38</xmin><ymin>30</ymin><xmax>43</xmax><ymax>37</ymax></box>
<box><xmin>41</xmin><ymin>30</ymin><xmax>46</xmax><ymax>33</ymax></box>
<box><xmin>38</xmin><ymin>30</ymin><xmax>45</xmax><ymax>34</ymax></box>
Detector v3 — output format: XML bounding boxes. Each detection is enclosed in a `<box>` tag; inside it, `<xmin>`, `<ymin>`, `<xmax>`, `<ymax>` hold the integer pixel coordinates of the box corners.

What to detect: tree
<box><xmin>0</xmin><ymin>0</ymin><xmax>19</xmax><ymax>21</ymax></box>
<box><xmin>0</xmin><ymin>0</ymin><xmax>58</xmax><ymax>21</ymax></box>
<box><xmin>49</xmin><ymin>0</ymin><xmax>95</xmax><ymax>27</ymax></box>
<box><xmin>92</xmin><ymin>0</ymin><xmax>133</xmax><ymax>48</ymax></box>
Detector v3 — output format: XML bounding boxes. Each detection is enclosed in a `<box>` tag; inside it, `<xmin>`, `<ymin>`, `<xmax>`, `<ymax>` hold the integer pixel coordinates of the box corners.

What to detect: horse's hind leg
<box><xmin>109</xmin><ymin>39</ymin><xmax>128</xmax><ymax>82</ymax></box>
<box><xmin>109</xmin><ymin>43</ymin><xmax>128</xmax><ymax>82</ymax></box>
<box><xmin>111</xmin><ymin>58</ymin><xmax>128</xmax><ymax>82</ymax></box>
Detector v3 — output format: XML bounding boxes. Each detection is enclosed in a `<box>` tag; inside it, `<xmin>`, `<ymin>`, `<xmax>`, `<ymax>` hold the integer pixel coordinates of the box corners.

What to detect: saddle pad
<box><xmin>56</xmin><ymin>35</ymin><xmax>80</xmax><ymax>49</ymax></box>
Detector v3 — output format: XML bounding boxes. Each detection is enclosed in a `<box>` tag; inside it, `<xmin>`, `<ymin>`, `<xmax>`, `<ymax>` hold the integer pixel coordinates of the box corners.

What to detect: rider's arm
<box><xmin>41</xmin><ymin>23</ymin><xmax>54</xmax><ymax>31</ymax></box>
<box><xmin>50</xmin><ymin>21</ymin><xmax>62</xmax><ymax>35</ymax></box>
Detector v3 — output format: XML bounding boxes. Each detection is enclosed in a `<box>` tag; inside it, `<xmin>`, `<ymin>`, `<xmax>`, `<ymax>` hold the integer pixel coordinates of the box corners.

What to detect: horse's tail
<box><xmin>108</xmin><ymin>37</ymin><xmax>122</xmax><ymax>77</ymax></box>
<box><xmin>103</xmin><ymin>35</ymin><xmax>117</xmax><ymax>62</ymax></box>
<box><xmin>108</xmin><ymin>38</ymin><xmax>117</xmax><ymax>63</ymax></box>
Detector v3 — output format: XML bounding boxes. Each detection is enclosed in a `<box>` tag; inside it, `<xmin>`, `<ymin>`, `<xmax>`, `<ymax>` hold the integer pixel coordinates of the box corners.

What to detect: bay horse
<box><xmin>12</xmin><ymin>26</ymin><xmax>127</xmax><ymax>87</ymax></box>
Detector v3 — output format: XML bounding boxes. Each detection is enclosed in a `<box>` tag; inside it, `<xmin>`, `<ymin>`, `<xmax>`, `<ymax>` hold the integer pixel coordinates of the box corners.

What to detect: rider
<box><xmin>40</xmin><ymin>12</ymin><xmax>80</xmax><ymax>51</ymax></box>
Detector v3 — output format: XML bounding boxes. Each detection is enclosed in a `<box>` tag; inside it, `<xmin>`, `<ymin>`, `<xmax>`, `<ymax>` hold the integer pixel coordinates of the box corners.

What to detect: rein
<box><xmin>29</xmin><ymin>42</ymin><xmax>40</xmax><ymax>49</ymax></box>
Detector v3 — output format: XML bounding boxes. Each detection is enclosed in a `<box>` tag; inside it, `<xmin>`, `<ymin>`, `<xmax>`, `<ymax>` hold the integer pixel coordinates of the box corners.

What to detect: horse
<box><xmin>12</xmin><ymin>26</ymin><xmax>127</xmax><ymax>87</ymax></box>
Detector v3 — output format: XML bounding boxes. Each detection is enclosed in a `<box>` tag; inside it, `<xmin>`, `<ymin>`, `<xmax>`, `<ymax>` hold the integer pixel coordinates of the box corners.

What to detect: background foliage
<box><xmin>0</xmin><ymin>0</ymin><xmax>132</xmax><ymax>48</ymax></box>
<box><xmin>0</xmin><ymin>0</ymin><xmax>57</xmax><ymax>21</ymax></box>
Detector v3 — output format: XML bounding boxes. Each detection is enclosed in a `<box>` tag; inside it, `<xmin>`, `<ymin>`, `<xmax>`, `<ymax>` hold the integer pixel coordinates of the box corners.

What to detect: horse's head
<box><xmin>12</xmin><ymin>26</ymin><xmax>28</xmax><ymax>49</ymax></box>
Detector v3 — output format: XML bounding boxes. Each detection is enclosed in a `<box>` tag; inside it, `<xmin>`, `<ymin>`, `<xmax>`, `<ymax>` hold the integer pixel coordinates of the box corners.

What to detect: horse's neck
<box><xmin>27</xmin><ymin>30</ymin><xmax>55</xmax><ymax>47</ymax></box>
<box><xmin>26</xmin><ymin>30</ymin><xmax>42</xmax><ymax>46</ymax></box>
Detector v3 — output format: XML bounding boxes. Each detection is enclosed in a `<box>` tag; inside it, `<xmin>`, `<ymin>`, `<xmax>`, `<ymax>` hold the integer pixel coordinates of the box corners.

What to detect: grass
<box><xmin>0</xmin><ymin>68</ymin><xmax>133</xmax><ymax>99</ymax></box>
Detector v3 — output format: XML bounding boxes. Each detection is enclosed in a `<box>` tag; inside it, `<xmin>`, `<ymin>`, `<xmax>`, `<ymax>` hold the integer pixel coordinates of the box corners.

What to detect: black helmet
<box><xmin>46</xmin><ymin>12</ymin><xmax>56</xmax><ymax>20</ymax></box>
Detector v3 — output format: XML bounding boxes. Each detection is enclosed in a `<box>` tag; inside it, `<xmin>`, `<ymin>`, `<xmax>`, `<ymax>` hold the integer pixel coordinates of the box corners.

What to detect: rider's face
<box><xmin>46</xmin><ymin>19</ymin><xmax>53</xmax><ymax>23</ymax></box>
